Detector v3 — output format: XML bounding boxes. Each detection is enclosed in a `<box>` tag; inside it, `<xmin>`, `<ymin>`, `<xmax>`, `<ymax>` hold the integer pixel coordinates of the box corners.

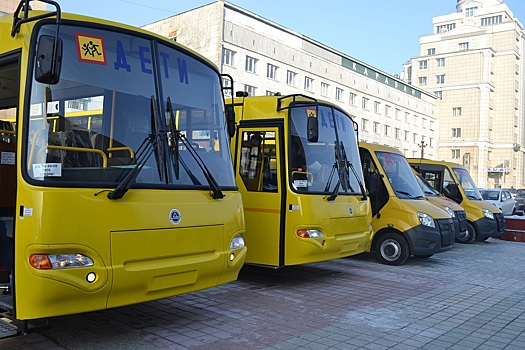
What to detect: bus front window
<box><xmin>376</xmin><ymin>152</ymin><xmax>425</xmax><ymax>200</ymax></box>
<box><xmin>289</xmin><ymin>104</ymin><xmax>363</xmax><ymax>195</ymax></box>
<box><xmin>453</xmin><ymin>168</ymin><xmax>482</xmax><ymax>200</ymax></box>
<box><xmin>25</xmin><ymin>24</ymin><xmax>234</xmax><ymax>190</ymax></box>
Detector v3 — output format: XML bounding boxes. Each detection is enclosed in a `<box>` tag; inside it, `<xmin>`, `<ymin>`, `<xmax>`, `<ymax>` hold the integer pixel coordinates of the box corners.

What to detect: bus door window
<box><xmin>239</xmin><ymin>131</ymin><xmax>277</xmax><ymax>192</ymax></box>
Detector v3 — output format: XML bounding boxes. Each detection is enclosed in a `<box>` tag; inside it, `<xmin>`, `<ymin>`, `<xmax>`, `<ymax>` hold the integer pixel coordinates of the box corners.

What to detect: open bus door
<box><xmin>234</xmin><ymin>126</ymin><xmax>286</xmax><ymax>266</ymax></box>
<box><xmin>0</xmin><ymin>55</ymin><xmax>18</xmax><ymax>332</ymax></box>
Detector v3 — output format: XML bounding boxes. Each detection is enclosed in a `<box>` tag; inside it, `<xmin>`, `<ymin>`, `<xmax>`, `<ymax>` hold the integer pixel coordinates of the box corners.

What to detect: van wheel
<box><xmin>456</xmin><ymin>222</ymin><xmax>475</xmax><ymax>244</ymax></box>
<box><xmin>375</xmin><ymin>232</ymin><xmax>409</xmax><ymax>266</ymax></box>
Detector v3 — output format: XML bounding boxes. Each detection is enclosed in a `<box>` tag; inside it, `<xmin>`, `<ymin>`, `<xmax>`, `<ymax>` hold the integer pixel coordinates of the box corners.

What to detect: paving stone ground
<box><xmin>1</xmin><ymin>237</ymin><xmax>524</xmax><ymax>349</ymax></box>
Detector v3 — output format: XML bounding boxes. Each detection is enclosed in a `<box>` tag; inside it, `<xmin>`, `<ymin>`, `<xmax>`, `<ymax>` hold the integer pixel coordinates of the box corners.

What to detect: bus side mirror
<box><xmin>35</xmin><ymin>35</ymin><xmax>63</xmax><ymax>84</ymax></box>
<box><xmin>225</xmin><ymin>106</ymin><xmax>236</xmax><ymax>138</ymax></box>
<box><xmin>307</xmin><ymin>116</ymin><xmax>318</xmax><ymax>142</ymax></box>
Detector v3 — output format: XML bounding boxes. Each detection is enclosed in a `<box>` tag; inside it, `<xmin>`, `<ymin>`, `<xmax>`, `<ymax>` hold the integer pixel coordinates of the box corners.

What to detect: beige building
<box><xmin>0</xmin><ymin>0</ymin><xmax>46</xmax><ymax>14</ymax></box>
<box><xmin>404</xmin><ymin>0</ymin><xmax>525</xmax><ymax>189</ymax></box>
<box><xmin>143</xmin><ymin>1</ymin><xmax>439</xmax><ymax>159</ymax></box>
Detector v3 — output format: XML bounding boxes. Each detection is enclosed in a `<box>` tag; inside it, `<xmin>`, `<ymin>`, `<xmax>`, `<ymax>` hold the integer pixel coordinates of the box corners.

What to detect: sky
<box><xmin>55</xmin><ymin>0</ymin><xmax>525</xmax><ymax>76</ymax></box>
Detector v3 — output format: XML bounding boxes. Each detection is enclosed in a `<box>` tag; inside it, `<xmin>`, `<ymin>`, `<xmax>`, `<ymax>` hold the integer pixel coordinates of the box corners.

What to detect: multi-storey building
<box><xmin>143</xmin><ymin>1</ymin><xmax>439</xmax><ymax>159</ymax></box>
<box><xmin>404</xmin><ymin>0</ymin><xmax>525</xmax><ymax>188</ymax></box>
<box><xmin>0</xmin><ymin>0</ymin><xmax>45</xmax><ymax>14</ymax></box>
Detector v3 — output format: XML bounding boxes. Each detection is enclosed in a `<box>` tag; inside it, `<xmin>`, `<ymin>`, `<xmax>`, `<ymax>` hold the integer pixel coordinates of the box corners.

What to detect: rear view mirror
<box><xmin>35</xmin><ymin>35</ymin><xmax>63</xmax><ymax>84</ymax></box>
<box><xmin>307</xmin><ymin>116</ymin><xmax>318</xmax><ymax>142</ymax></box>
<box><xmin>225</xmin><ymin>106</ymin><xmax>236</xmax><ymax>138</ymax></box>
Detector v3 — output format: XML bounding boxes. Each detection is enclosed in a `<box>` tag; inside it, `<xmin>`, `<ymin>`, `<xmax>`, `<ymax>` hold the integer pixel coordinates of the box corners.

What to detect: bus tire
<box><xmin>375</xmin><ymin>232</ymin><xmax>409</xmax><ymax>266</ymax></box>
<box><xmin>457</xmin><ymin>222</ymin><xmax>476</xmax><ymax>244</ymax></box>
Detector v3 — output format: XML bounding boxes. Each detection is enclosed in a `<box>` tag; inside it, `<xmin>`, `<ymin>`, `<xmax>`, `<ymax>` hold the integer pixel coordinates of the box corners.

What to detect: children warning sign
<box><xmin>75</xmin><ymin>33</ymin><xmax>107</xmax><ymax>65</ymax></box>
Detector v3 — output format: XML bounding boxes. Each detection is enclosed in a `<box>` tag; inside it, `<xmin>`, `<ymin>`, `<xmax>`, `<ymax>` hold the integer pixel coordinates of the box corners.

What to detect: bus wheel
<box><xmin>375</xmin><ymin>232</ymin><xmax>409</xmax><ymax>266</ymax></box>
<box><xmin>456</xmin><ymin>223</ymin><xmax>475</xmax><ymax>244</ymax></box>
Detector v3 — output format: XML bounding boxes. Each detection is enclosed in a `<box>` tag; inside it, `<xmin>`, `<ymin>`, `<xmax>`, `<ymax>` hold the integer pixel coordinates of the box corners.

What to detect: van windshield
<box><xmin>452</xmin><ymin>167</ymin><xmax>482</xmax><ymax>200</ymax></box>
<box><xmin>376</xmin><ymin>152</ymin><xmax>425</xmax><ymax>200</ymax></box>
<box><xmin>24</xmin><ymin>24</ymin><xmax>234</xmax><ymax>189</ymax></box>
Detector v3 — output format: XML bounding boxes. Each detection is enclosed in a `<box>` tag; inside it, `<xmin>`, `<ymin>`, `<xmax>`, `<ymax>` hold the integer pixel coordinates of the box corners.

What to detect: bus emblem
<box><xmin>348</xmin><ymin>207</ymin><xmax>353</xmax><ymax>215</ymax></box>
<box><xmin>169</xmin><ymin>209</ymin><xmax>182</xmax><ymax>225</ymax></box>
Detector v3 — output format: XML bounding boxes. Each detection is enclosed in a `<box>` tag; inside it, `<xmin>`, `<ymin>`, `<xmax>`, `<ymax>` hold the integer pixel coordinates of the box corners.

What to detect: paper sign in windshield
<box><xmin>76</xmin><ymin>33</ymin><xmax>107</xmax><ymax>65</ymax></box>
<box><xmin>33</xmin><ymin>163</ymin><xmax>62</xmax><ymax>177</ymax></box>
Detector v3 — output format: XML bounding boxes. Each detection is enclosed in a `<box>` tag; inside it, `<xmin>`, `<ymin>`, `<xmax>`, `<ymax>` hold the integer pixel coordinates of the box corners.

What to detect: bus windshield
<box><xmin>25</xmin><ymin>24</ymin><xmax>235</xmax><ymax>189</ymax></box>
<box><xmin>289</xmin><ymin>104</ymin><xmax>364</xmax><ymax>195</ymax></box>
<box><xmin>453</xmin><ymin>167</ymin><xmax>482</xmax><ymax>200</ymax></box>
<box><xmin>376</xmin><ymin>152</ymin><xmax>425</xmax><ymax>200</ymax></box>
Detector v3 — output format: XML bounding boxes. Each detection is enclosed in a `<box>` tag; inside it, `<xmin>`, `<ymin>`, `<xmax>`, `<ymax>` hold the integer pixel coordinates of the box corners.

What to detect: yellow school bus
<box><xmin>359</xmin><ymin>143</ymin><xmax>455</xmax><ymax>265</ymax></box>
<box><xmin>228</xmin><ymin>94</ymin><xmax>372</xmax><ymax>267</ymax></box>
<box><xmin>408</xmin><ymin>158</ymin><xmax>504</xmax><ymax>242</ymax></box>
<box><xmin>0</xmin><ymin>1</ymin><xmax>246</xmax><ymax>322</ymax></box>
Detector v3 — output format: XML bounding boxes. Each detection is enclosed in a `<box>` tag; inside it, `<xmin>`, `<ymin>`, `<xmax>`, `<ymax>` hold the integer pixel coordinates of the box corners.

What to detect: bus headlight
<box><xmin>296</xmin><ymin>229</ymin><xmax>324</xmax><ymax>238</ymax></box>
<box><xmin>29</xmin><ymin>253</ymin><xmax>94</xmax><ymax>270</ymax></box>
<box><xmin>441</xmin><ymin>206</ymin><xmax>455</xmax><ymax>218</ymax></box>
<box><xmin>230</xmin><ymin>235</ymin><xmax>245</xmax><ymax>249</ymax></box>
<box><xmin>417</xmin><ymin>212</ymin><xmax>436</xmax><ymax>228</ymax></box>
<box><xmin>482</xmin><ymin>208</ymin><xmax>494</xmax><ymax>220</ymax></box>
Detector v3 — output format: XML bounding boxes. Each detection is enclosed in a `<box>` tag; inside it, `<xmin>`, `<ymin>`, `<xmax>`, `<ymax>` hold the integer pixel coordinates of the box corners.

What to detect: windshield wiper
<box><xmin>107</xmin><ymin>96</ymin><xmax>165</xmax><ymax>200</ymax></box>
<box><xmin>326</xmin><ymin>141</ymin><xmax>354</xmax><ymax>201</ymax></box>
<box><xmin>166</xmin><ymin>97</ymin><xmax>201</xmax><ymax>185</ymax></box>
<box><xmin>165</xmin><ymin>97</ymin><xmax>224</xmax><ymax>200</ymax></box>
<box><xmin>394</xmin><ymin>190</ymin><xmax>424</xmax><ymax>200</ymax></box>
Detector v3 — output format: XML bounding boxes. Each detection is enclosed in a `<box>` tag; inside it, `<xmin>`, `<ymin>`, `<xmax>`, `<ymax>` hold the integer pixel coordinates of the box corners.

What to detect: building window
<box><xmin>222</xmin><ymin>78</ymin><xmax>232</xmax><ymax>96</ymax></box>
<box><xmin>435</xmin><ymin>91</ymin><xmax>443</xmax><ymax>98</ymax></box>
<box><xmin>451</xmin><ymin>149</ymin><xmax>460</xmax><ymax>159</ymax></box>
<box><xmin>395</xmin><ymin>109</ymin><xmax>401</xmax><ymax>120</ymax></box>
<box><xmin>349</xmin><ymin>92</ymin><xmax>357</xmax><ymax>106</ymax></box>
<box><xmin>286</xmin><ymin>70</ymin><xmax>296</xmax><ymax>86</ymax></box>
<box><xmin>419</xmin><ymin>77</ymin><xmax>427</xmax><ymax>86</ymax></box>
<box><xmin>335</xmin><ymin>87</ymin><xmax>343</xmax><ymax>101</ymax></box>
<box><xmin>385</xmin><ymin>105</ymin><xmax>391</xmax><ymax>117</ymax></box>
<box><xmin>362</xmin><ymin>97</ymin><xmax>369</xmax><ymax>110</ymax></box>
<box><xmin>362</xmin><ymin>118</ymin><xmax>368</xmax><ymax>131</ymax></box>
<box><xmin>404</xmin><ymin>130</ymin><xmax>409</xmax><ymax>141</ymax></box>
<box><xmin>422</xmin><ymin>118</ymin><xmax>427</xmax><ymax>128</ymax></box>
<box><xmin>430</xmin><ymin>120</ymin><xmax>435</xmax><ymax>131</ymax></box>
<box><xmin>452</xmin><ymin>128</ymin><xmax>462</xmax><ymax>138</ymax></box>
<box><xmin>465</xmin><ymin>7</ymin><xmax>477</xmax><ymax>17</ymax></box>
<box><xmin>374</xmin><ymin>101</ymin><xmax>381</xmax><ymax>114</ymax></box>
<box><xmin>384</xmin><ymin>125</ymin><xmax>390</xmax><ymax>136</ymax></box>
<box><xmin>453</xmin><ymin>107</ymin><xmax>462</xmax><ymax>116</ymax></box>
<box><xmin>245</xmin><ymin>56</ymin><xmax>257</xmax><ymax>73</ymax></box>
<box><xmin>436</xmin><ymin>74</ymin><xmax>445</xmax><ymax>84</ymax></box>
<box><xmin>413</xmin><ymin>133</ymin><xmax>418</xmax><ymax>143</ymax></box>
<box><xmin>427</xmin><ymin>48</ymin><xmax>436</xmax><ymax>55</ymax></box>
<box><xmin>405</xmin><ymin>112</ymin><xmax>410</xmax><ymax>122</ymax></box>
<box><xmin>244</xmin><ymin>84</ymin><xmax>257</xmax><ymax>96</ymax></box>
<box><xmin>459</xmin><ymin>42</ymin><xmax>469</xmax><ymax>51</ymax></box>
<box><xmin>437</xmin><ymin>23</ymin><xmax>456</xmax><ymax>33</ymax></box>
<box><xmin>222</xmin><ymin>48</ymin><xmax>235</xmax><ymax>66</ymax></box>
<box><xmin>304</xmin><ymin>76</ymin><xmax>314</xmax><ymax>91</ymax></box>
<box><xmin>436</xmin><ymin>58</ymin><xmax>445</xmax><ymax>67</ymax></box>
<box><xmin>481</xmin><ymin>15</ymin><xmax>502</xmax><ymax>26</ymax></box>
<box><xmin>267</xmin><ymin>63</ymin><xmax>278</xmax><ymax>80</ymax></box>
<box><xmin>395</xmin><ymin>128</ymin><xmax>400</xmax><ymax>139</ymax></box>
<box><xmin>419</xmin><ymin>60</ymin><xmax>427</xmax><ymax>69</ymax></box>
<box><xmin>321</xmin><ymin>82</ymin><xmax>329</xmax><ymax>97</ymax></box>
<box><xmin>429</xmin><ymin>138</ymin><xmax>434</xmax><ymax>147</ymax></box>
<box><xmin>373</xmin><ymin>122</ymin><xmax>380</xmax><ymax>134</ymax></box>
<box><xmin>266</xmin><ymin>90</ymin><xmax>274</xmax><ymax>96</ymax></box>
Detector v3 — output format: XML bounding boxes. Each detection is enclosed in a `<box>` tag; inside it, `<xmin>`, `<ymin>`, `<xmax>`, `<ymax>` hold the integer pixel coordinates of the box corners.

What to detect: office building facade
<box><xmin>404</xmin><ymin>0</ymin><xmax>525</xmax><ymax>188</ymax></box>
<box><xmin>143</xmin><ymin>1</ymin><xmax>439</xmax><ymax>159</ymax></box>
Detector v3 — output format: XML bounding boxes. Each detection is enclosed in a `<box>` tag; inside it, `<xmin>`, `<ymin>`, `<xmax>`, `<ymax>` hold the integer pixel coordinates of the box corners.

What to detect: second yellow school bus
<box><xmin>228</xmin><ymin>94</ymin><xmax>372</xmax><ymax>267</ymax></box>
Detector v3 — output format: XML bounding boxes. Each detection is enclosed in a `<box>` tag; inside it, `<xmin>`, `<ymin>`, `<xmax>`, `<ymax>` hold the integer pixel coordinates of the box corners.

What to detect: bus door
<box><xmin>235</xmin><ymin>126</ymin><xmax>285</xmax><ymax>266</ymax></box>
<box><xmin>0</xmin><ymin>55</ymin><xmax>19</xmax><ymax>306</ymax></box>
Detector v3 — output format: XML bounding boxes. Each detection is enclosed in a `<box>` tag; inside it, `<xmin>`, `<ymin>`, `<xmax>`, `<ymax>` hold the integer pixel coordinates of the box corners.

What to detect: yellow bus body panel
<box><xmin>14</xmin><ymin>186</ymin><xmax>246</xmax><ymax>319</ymax></box>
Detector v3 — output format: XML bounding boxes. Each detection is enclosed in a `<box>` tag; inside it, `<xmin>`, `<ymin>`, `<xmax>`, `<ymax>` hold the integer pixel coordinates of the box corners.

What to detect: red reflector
<box><xmin>296</xmin><ymin>230</ymin><xmax>310</xmax><ymax>238</ymax></box>
<box><xmin>29</xmin><ymin>255</ymin><xmax>53</xmax><ymax>270</ymax></box>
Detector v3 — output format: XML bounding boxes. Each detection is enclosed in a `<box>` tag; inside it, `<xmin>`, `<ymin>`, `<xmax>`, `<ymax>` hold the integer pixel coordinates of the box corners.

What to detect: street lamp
<box><xmin>419</xmin><ymin>139</ymin><xmax>427</xmax><ymax>159</ymax></box>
